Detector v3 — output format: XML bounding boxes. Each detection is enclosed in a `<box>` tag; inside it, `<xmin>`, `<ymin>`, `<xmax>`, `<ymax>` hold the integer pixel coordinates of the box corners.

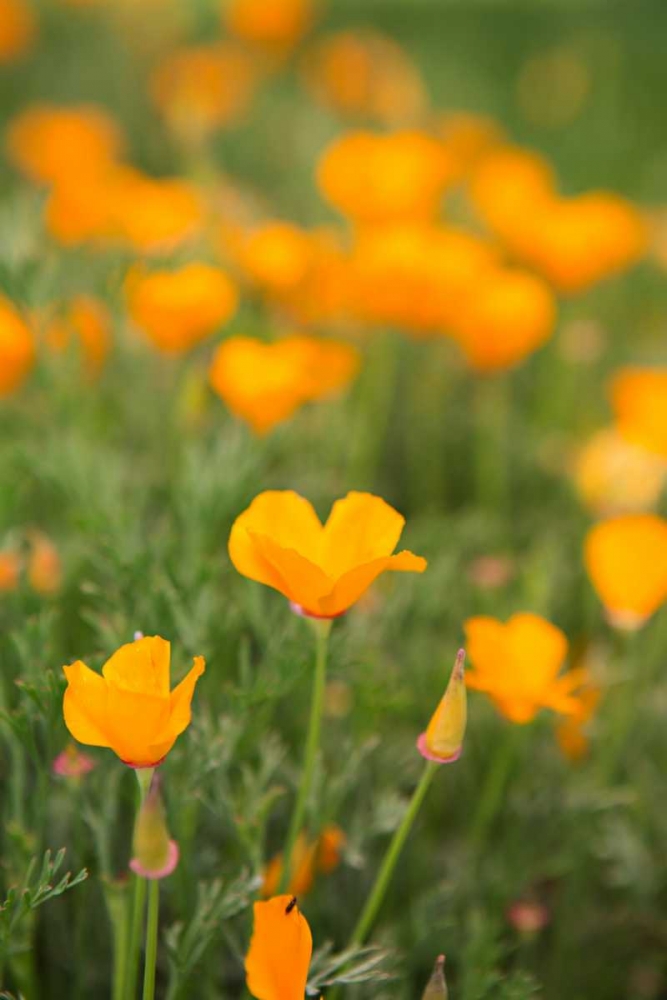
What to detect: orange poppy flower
<box><xmin>229</xmin><ymin>490</ymin><xmax>427</xmax><ymax>618</ymax></box>
<box><xmin>417</xmin><ymin>649</ymin><xmax>467</xmax><ymax>763</ymax></box>
<box><xmin>63</xmin><ymin>635</ymin><xmax>205</xmax><ymax>767</ymax></box>
<box><xmin>610</xmin><ymin>367</ymin><xmax>667</xmax><ymax>459</ymax></box>
<box><xmin>584</xmin><ymin>514</ymin><xmax>667</xmax><ymax>629</ymax></box>
<box><xmin>127</xmin><ymin>263</ymin><xmax>238</xmax><ymax>353</ymax></box>
<box><xmin>449</xmin><ymin>267</ymin><xmax>556</xmax><ymax>372</ymax></box>
<box><xmin>0</xmin><ymin>296</ymin><xmax>35</xmax><ymax>396</ymax></box>
<box><xmin>262</xmin><ymin>824</ymin><xmax>345</xmax><ymax>897</ymax></box>
<box><xmin>465</xmin><ymin>613</ymin><xmax>583</xmax><ymax>724</ymax></box>
<box><xmin>436</xmin><ymin>111</ymin><xmax>505</xmax><ymax>179</ymax></box>
<box><xmin>245</xmin><ymin>895</ymin><xmax>312</xmax><ymax>1000</ymax></box>
<box><xmin>6</xmin><ymin>104</ymin><xmax>123</xmax><ymax>186</ymax></box>
<box><xmin>0</xmin><ymin>549</ymin><xmax>21</xmax><ymax>591</ymax></box>
<box><xmin>150</xmin><ymin>42</ymin><xmax>259</xmax><ymax>141</ymax></box>
<box><xmin>302</xmin><ymin>30</ymin><xmax>427</xmax><ymax>125</ymax></box>
<box><xmin>0</xmin><ymin>0</ymin><xmax>35</xmax><ymax>62</ymax></box>
<box><xmin>318</xmin><ymin>130</ymin><xmax>455</xmax><ymax>226</ymax></box>
<box><xmin>27</xmin><ymin>532</ymin><xmax>62</xmax><ymax>595</ymax></box>
<box><xmin>555</xmin><ymin>683</ymin><xmax>601</xmax><ymax>762</ymax></box>
<box><xmin>42</xmin><ymin>295</ymin><xmax>111</xmax><ymax>376</ymax></box>
<box><xmin>109</xmin><ymin>167</ymin><xmax>204</xmax><ymax>255</ymax></box>
<box><xmin>574</xmin><ymin>427</ymin><xmax>666</xmax><ymax>516</ymax></box>
<box><xmin>224</xmin><ymin>0</ymin><xmax>314</xmax><ymax>51</ymax></box>
<box><xmin>209</xmin><ymin>334</ymin><xmax>359</xmax><ymax>434</ymax></box>
<box><xmin>240</xmin><ymin>222</ymin><xmax>314</xmax><ymax>295</ymax></box>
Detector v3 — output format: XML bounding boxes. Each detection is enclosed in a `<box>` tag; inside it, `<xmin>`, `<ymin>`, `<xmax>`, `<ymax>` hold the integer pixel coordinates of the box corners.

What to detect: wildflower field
<box><xmin>1</xmin><ymin>0</ymin><xmax>667</xmax><ymax>997</ymax></box>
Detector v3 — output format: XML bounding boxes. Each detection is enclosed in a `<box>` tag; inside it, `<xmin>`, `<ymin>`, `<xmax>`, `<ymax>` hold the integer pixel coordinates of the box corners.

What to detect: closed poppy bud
<box><xmin>418</xmin><ymin>650</ymin><xmax>467</xmax><ymax>763</ymax></box>
<box><xmin>422</xmin><ymin>955</ymin><xmax>448</xmax><ymax>1000</ymax></box>
<box><xmin>129</xmin><ymin>774</ymin><xmax>179</xmax><ymax>879</ymax></box>
<box><xmin>584</xmin><ymin>514</ymin><xmax>667</xmax><ymax>629</ymax></box>
<box><xmin>245</xmin><ymin>895</ymin><xmax>312</xmax><ymax>1000</ymax></box>
<box><xmin>62</xmin><ymin>635</ymin><xmax>205</xmax><ymax>767</ymax></box>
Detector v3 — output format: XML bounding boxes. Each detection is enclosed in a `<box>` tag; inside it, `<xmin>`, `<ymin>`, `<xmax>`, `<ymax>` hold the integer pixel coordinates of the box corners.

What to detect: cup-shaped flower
<box><xmin>417</xmin><ymin>650</ymin><xmax>467</xmax><ymax>763</ymax></box>
<box><xmin>63</xmin><ymin>635</ymin><xmax>205</xmax><ymax>767</ymax></box>
<box><xmin>465</xmin><ymin>613</ymin><xmax>583</xmax><ymax>724</ymax></box>
<box><xmin>584</xmin><ymin>514</ymin><xmax>667</xmax><ymax>629</ymax></box>
<box><xmin>229</xmin><ymin>490</ymin><xmax>427</xmax><ymax>618</ymax></box>
<box><xmin>245</xmin><ymin>895</ymin><xmax>312</xmax><ymax>1000</ymax></box>
<box><xmin>129</xmin><ymin>774</ymin><xmax>179</xmax><ymax>880</ymax></box>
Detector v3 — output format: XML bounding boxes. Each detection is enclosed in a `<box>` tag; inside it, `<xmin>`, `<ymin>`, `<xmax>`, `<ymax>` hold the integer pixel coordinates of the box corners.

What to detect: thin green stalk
<box><xmin>470</xmin><ymin>725</ymin><xmax>518</xmax><ymax>849</ymax></box>
<box><xmin>142</xmin><ymin>880</ymin><xmax>160</xmax><ymax>1000</ymax></box>
<box><xmin>123</xmin><ymin>768</ymin><xmax>154</xmax><ymax>998</ymax></box>
<box><xmin>350</xmin><ymin>760</ymin><xmax>438</xmax><ymax>948</ymax></box>
<box><xmin>278</xmin><ymin>621</ymin><xmax>331</xmax><ymax>892</ymax></box>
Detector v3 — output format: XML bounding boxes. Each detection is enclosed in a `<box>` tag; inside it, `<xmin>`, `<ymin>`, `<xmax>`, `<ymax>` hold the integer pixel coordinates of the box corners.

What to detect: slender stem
<box><xmin>470</xmin><ymin>725</ymin><xmax>518</xmax><ymax>849</ymax></box>
<box><xmin>142</xmin><ymin>880</ymin><xmax>160</xmax><ymax>1000</ymax></box>
<box><xmin>278</xmin><ymin>622</ymin><xmax>331</xmax><ymax>892</ymax></box>
<box><xmin>124</xmin><ymin>768</ymin><xmax>154</xmax><ymax>998</ymax></box>
<box><xmin>110</xmin><ymin>885</ymin><xmax>130</xmax><ymax>1000</ymax></box>
<box><xmin>350</xmin><ymin>761</ymin><xmax>438</xmax><ymax>948</ymax></box>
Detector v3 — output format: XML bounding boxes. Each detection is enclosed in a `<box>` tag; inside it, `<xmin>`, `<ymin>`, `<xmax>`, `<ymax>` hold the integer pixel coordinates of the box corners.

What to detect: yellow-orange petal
<box><xmin>105</xmin><ymin>686</ymin><xmax>172</xmax><ymax>766</ymax></box>
<box><xmin>245</xmin><ymin>896</ymin><xmax>312</xmax><ymax>1000</ymax></box>
<box><xmin>102</xmin><ymin>636</ymin><xmax>171</xmax><ymax>697</ymax></box>
<box><xmin>317</xmin><ymin>550</ymin><xmax>426</xmax><ymax>617</ymax></box>
<box><xmin>320</xmin><ymin>491</ymin><xmax>407</xmax><ymax>576</ymax></box>
<box><xmin>63</xmin><ymin>661</ymin><xmax>110</xmax><ymax>748</ymax></box>
<box><xmin>169</xmin><ymin>656</ymin><xmax>206</xmax><ymax>736</ymax></box>
<box><xmin>248</xmin><ymin>531</ymin><xmax>332</xmax><ymax>611</ymax></box>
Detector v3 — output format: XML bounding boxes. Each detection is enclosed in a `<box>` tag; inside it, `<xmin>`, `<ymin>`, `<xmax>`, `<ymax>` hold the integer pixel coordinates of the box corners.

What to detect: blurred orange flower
<box><xmin>150</xmin><ymin>42</ymin><xmax>260</xmax><ymax>141</ymax></box>
<box><xmin>63</xmin><ymin>635</ymin><xmax>205</xmax><ymax>767</ymax></box>
<box><xmin>27</xmin><ymin>532</ymin><xmax>62</xmax><ymax>595</ymax></box>
<box><xmin>245</xmin><ymin>895</ymin><xmax>312</xmax><ymax>1000</ymax></box>
<box><xmin>127</xmin><ymin>263</ymin><xmax>238</xmax><ymax>353</ymax></box>
<box><xmin>42</xmin><ymin>295</ymin><xmax>111</xmax><ymax>377</ymax></box>
<box><xmin>262</xmin><ymin>824</ymin><xmax>345</xmax><ymax>897</ymax></box>
<box><xmin>0</xmin><ymin>549</ymin><xmax>21</xmax><ymax>592</ymax></box>
<box><xmin>449</xmin><ymin>267</ymin><xmax>556</xmax><ymax>372</ymax></box>
<box><xmin>555</xmin><ymin>682</ymin><xmax>601</xmax><ymax>762</ymax></box>
<box><xmin>209</xmin><ymin>334</ymin><xmax>359</xmax><ymax>433</ymax></box>
<box><xmin>584</xmin><ymin>514</ymin><xmax>667</xmax><ymax>629</ymax></box>
<box><xmin>229</xmin><ymin>490</ymin><xmax>426</xmax><ymax>617</ymax></box>
<box><xmin>224</xmin><ymin>0</ymin><xmax>315</xmax><ymax>51</ymax></box>
<box><xmin>109</xmin><ymin>168</ymin><xmax>204</xmax><ymax>255</ymax></box>
<box><xmin>0</xmin><ymin>0</ymin><xmax>35</xmax><ymax>62</ymax></box>
<box><xmin>610</xmin><ymin>367</ymin><xmax>667</xmax><ymax>459</ymax></box>
<box><xmin>302</xmin><ymin>29</ymin><xmax>427</xmax><ymax>124</ymax></box>
<box><xmin>6</xmin><ymin>104</ymin><xmax>123</xmax><ymax>186</ymax></box>
<box><xmin>574</xmin><ymin>427</ymin><xmax>666</xmax><ymax>516</ymax></box>
<box><xmin>465</xmin><ymin>613</ymin><xmax>583</xmax><ymax>723</ymax></box>
<box><xmin>240</xmin><ymin>222</ymin><xmax>314</xmax><ymax>295</ymax></box>
<box><xmin>318</xmin><ymin>130</ymin><xmax>455</xmax><ymax>226</ymax></box>
<box><xmin>0</xmin><ymin>296</ymin><xmax>35</xmax><ymax>396</ymax></box>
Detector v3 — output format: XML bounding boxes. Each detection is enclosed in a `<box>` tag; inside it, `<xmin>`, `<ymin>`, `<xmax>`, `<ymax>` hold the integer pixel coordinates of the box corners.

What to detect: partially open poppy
<box><xmin>245</xmin><ymin>895</ymin><xmax>312</xmax><ymax>1000</ymax></box>
<box><xmin>63</xmin><ymin>635</ymin><xmax>205</xmax><ymax>767</ymax></box>
<box><xmin>229</xmin><ymin>490</ymin><xmax>426</xmax><ymax>617</ymax></box>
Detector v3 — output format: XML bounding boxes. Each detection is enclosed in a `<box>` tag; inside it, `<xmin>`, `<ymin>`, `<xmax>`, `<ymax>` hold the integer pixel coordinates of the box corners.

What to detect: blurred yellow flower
<box><xmin>240</xmin><ymin>222</ymin><xmax>314</xmax><ymax>295</ymax></box>
<box><xmin>109</xmin><ymin>167</ymin><xmax>204</xmax><ymax>255</ymax></box>
<box><xmin>245</xmin><ymin>895</ymin><xmax>312</xmax><ymax>1000</ymax></box>
<box><xmin>610</xmin><ymin>367</ymin><xmax>667</xmax><ymax>459</ymax></box>
<box><xmin>262</xmin><ymin>824</ymin><xmax>345</xmax><ymax>897</ymax></box>
<box><xmin>63</xmin><ymin>635</ymin><xmax>205</xmax><ymax>767</ymax></box>
<box><xmin>574</xmin><ymin>427</ymin><xmax>665</xmax><ymax>516</ymax></box>
<box><xmin>318</xmin><ymin>129</ymin><xmax>455</xmax><ymax>226</ymax></box>
<box><xmin>127</xmin><ymin>263</ymin><xmax>238</xmax><ymax>353</ymax></box>
<box><xmin>555</xmin><ymin>682</ymin><xmax>601</xmax><ymax>762</ymax></box>
<box><xmin>224</xmin><ymin>0</ymin><xmax>314</xmax><ymax>51</ymax></box>
<box><xmin>0</xmin><ymin>0</ymin><xmax>35</xmax><ymax>62</ymax></box>
<box><xmin>465</xmin><ymin>613</ymin><xmax>583</xmax><ymax>723</ymax></box>
<box><xmin>584</xmin><ymin>514</ymin><xmax>667</xmax><ymax>629</ymax></box>
<box><xmin>229</xmin><ymin>490</ymin><xmax>426</xmax><ymax>618</ymax></box>
<box><xmin>209</xmin><ymin>334</ymin><xmax>359</xmax><ymax>433</ymax></box>
<box><xmin>0</xmin><ymin>296</ymin><xmax>35</xmax><ymax>396</ymax></box>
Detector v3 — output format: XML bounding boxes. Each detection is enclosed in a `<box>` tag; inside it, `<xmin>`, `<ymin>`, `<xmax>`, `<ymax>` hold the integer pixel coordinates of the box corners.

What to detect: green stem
<box><xmin>142</xmin><ymin>880</ymin><xmax>160</xmax><ymax>1000</ymax></box>
<box><xmin>124</xmin><ymin>768</ymin><xmax>154</xmax><ymax>998</ymax></box>
<box><xmin>350</xmin><ymin>760</ymin><xmax>438</xmax><ymax>948</ymax></box>
<box><xmin>278</xmin><ymin>621</ymin><xmax>331</xmax><ymax>892</ymax></box>
<box><xmin>470</xmin><ymin>725</ymin><xmax>518</xmax><ymax>849</ymax></box>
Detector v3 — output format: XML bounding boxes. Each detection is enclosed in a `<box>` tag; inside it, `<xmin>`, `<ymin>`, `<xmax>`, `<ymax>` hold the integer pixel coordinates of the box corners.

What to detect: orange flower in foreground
<box><xmin>0</xmin><ymin>0</ymin><xmax>35</xmax><ymax>62</ymax></box>
<box><xmin>574</xmin><ymin>427</ymin><xmax>666</xmax><ymax>516</ymax></box>
<box><xmin>224</xmin><ymin>0</ymin><xmax>314</xmax><ymax>51</ymax></box>
<box><xmin>6</xmin><ymin>104</ymin><xmax>122</xmax><ymax>186</ymax></box>
<box><xmin>610</xmin><ymin>367</ymin><xmax>667</xmax><ymax>459</ymax></box>
<box><xmin>0</xmin><ymin>296</ymin><xmax>35</xmax><ymax>396</ymax></box>
<box><xmin>127</xmin><ymin>263</ymin><xmax>238</xmax><ymax>353</ymax></box>
<box><xmin>63</xmin><ymin>635</ymin><xmax>205</xmax><ymax>767</ymax></box>
<box><xmin>229</xmin><ymin>490</ymin><xmax>426</xmax><ymax>618</ymax></box>
<box><xmin>150</xmin><ymin>42</ymin><xmax>259</xmax><ymax>140</ymax></box>
<box><xmin>584</xmin><ymin>515</ymin><xmax>667</xmax><ymax>629</ymax></box>
<box><xmin>465</xmin><ymin>613</ymin><xmax>583</xmax><ymax>723</ymax></box>
<box><xmin>318</xmin><ymin>130</ymin><xmax>455</xmax><ymax>226</ymax></box>
<box><xmin>209</xmin><ymin>334</ymin><xmax>359</xmax><ymax>434</ymax></box>
<box><xmin>42</xmin><ymin>295</ymin><xmax>112</xmax><ymax>376</ymax></box>
<box><xmin>449</xmin><ymin>267</ymin><xmax>556</xmax><ymax>372</ymax></box>
<box><xmin>262</xmin><ymin>824</ymin><xmax>345</xmax><ymax>897</ymax></box>
<box><xmin>245</xmin><ymin>896</ymin><xmax>312</xmax><ymax>1000</ymax></box>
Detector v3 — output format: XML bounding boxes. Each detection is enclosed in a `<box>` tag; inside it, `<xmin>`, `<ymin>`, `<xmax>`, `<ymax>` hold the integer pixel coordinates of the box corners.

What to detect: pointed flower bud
<box><xmin>129</xmin><ymin>774</ymin><xmax>179</xmax><ymax>880</ymax></box>
<box><xmin>422</xmin><ymin>955</ymin><xmax>448</xmax><ymax>999</ymax></box>
<box><xmin>417</xmin><ymin>650</ymin><xmax>467</xmax><ymax>763</ymax></box>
